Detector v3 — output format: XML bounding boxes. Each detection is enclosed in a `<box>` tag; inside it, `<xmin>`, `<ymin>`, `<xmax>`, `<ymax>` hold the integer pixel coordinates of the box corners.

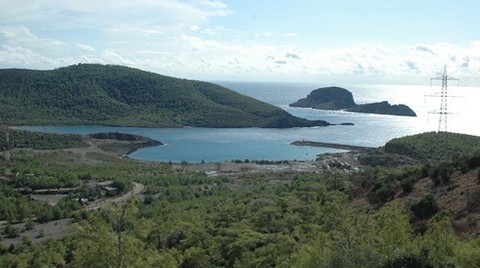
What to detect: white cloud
<box><xmin>284</xmin><ymin>33</ymin><xmax>298</xmax><ymax>37</ymax></box>
<box><xmin>286</xmin><ymin>52</ymin><xmax>300</xmax><ymax>59</ymax></box>
<box><xmin>0</xmin><ymin>45</ymin><xmax>58</xmax><ymax>67</ymax></box>
<box><xmin>76</xmin><ymin>43</ymin><xmax>96</xmax><ymax>52</ymax></box>
<box><xmin>1</xmin><ymin>23</ymin><xmax>480</xmax><ymax>84</ymax></box>
<box><xmin>0</xmin><ymin>0</ymin><xmax>231</xmax><ymax>31</ymax></box>
<box><xmin>0</xmin><ymin>25</ymin><xmax>64</xmax><ymax>48</ymax></box>
<box><xmin>190</xmin><ymin>25</ymin><xmax>201</xmax><ymax>31</ymax></box>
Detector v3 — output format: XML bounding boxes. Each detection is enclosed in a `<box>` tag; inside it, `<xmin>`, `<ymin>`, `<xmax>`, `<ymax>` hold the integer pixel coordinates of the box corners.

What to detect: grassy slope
<box><xmin>0</xmin><ymin>64</ymin><xmax>328</xmax><ymax>128</ymax></box>
<box><xmin>384</xmin><ymin>131</ymin><xmax>480</xmax><ymax>163</ymax></box>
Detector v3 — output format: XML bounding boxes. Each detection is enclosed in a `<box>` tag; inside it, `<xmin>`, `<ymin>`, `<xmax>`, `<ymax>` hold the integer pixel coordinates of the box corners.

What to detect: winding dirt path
<box><xmin>85</xmin><ymin>182</ymin><xmax>145</xmax><ymax>211</ymax></box>
<box><xmin>0</xmin><ymin>182</ymin><xmax>145</xmax><ymax>246</ymax></box>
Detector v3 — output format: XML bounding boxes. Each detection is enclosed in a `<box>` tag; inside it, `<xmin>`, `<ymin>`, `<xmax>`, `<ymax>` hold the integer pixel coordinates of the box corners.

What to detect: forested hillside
<box><xmin>1</xmin><ymin>131</ymin><xmax>480</xmax><ymax>266</ymax></box>
<box><xmin>385</xmin><ymin>132</ymin><xmax>480</xmax><ymax>163</ymax></box>
<box><xmin>0</xmin><ymin>64</ymin><xmax>328</xmax><ymax>128</ymax></box>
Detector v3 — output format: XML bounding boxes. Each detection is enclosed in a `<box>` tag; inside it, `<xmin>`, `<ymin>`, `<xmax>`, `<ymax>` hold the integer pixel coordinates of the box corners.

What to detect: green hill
<box><xmin>384</xmin><ymin>131</ymin><xmax>480</xmax><ymax>163</ymax></box>
<box><xmin>0</xmin><ymin>64</ymin><xmax>329</xmax><ymax>128</ymax></box>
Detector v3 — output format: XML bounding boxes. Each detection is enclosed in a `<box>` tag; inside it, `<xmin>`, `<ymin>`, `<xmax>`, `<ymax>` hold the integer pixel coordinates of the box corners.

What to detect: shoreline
<box><xmin>86</xmin><ymin>132</ymin><xmax>164</xmax><ymax>156</ymax></box>
<box><xmin>291</xmin><ymin>140</ymin><xmax>373</xmax><ymax>151</ymax></box>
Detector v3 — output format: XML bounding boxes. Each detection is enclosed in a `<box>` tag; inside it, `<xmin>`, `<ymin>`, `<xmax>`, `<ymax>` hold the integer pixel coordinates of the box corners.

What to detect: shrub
<box><xmin>401</xmin><ymin>175</ymin><xmax>416</xmax><ymax>194</ymax></box>
<box><xmin>429</xmin><ymin>162</ymin><xmax>453</xmax><ymax>185</ymax></box>
<box><xmin>411</xmin><ymin>194</ymin><xmax>438</xmax><ymax>220</ymax></box>
<box><xmin>383</xmin><ymin>251</ymin><xmax>432</xmax><ymax>268</ymax></box>
<box><xmin>3</xmin><ymin>224</ymin><xmax>20</xmax><ymax>238</ymax></box>
<box><xmin>25</xmin><ymin>218</ymin><xmax>35</xmax><ymax>230</ymax></box>
<box><xmin>466</xmin><ymin>189</ymin><xmax>480</xmax><ymax>211</ymax></box>
<box><xmin>368</xmin><ymin>182</ymin><xmax>397</xmax><ymax>204</ymax></box>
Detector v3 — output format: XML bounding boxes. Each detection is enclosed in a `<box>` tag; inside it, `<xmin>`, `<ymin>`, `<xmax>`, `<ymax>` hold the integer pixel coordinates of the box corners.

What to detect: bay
<box><xmin>18</xmin><ymin>82</ymin><xmax>480</xmax><ymax>162</ymax></box>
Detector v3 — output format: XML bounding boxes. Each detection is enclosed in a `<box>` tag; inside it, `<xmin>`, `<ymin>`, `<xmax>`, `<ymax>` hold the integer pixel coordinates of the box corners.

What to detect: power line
<box><xmin>459</xmin><ymin>68</ymin><xmax>480</xmax><ymax>87</ymax></box>
<box><xmin>428</xmin><ymin>66</ymin><xmax>459</xmax><ymax>132</ymax></box>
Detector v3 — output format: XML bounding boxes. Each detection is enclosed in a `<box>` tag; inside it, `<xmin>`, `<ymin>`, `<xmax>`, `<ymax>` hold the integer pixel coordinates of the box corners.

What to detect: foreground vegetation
<box><xmin>0</xmin><ymin>131</ymin><xmax>479</xmax><ymax>267</ymax></box>
<box><xmin>0</xmin><ymin>64</ymin><xmax>328</xmax><ymax>128</ymax></box>
<box><xmin>0</xmin><ymin>127</ymin><xmax>87</xmax><ymax>150</ymax></box>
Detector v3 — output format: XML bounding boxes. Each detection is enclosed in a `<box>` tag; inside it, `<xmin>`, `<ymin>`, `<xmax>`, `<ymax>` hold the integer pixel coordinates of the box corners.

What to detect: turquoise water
<box><xmin>18</xmin><ymin>82</ymin><xmax>480</xmax><ymax>162</ymax></box>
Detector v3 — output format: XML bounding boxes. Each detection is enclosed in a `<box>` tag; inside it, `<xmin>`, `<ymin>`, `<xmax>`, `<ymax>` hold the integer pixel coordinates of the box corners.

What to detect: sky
<box><xmin>1</xmin><ymin>0</ymin><xmax>480</xmax><ymax>85</ymax></box>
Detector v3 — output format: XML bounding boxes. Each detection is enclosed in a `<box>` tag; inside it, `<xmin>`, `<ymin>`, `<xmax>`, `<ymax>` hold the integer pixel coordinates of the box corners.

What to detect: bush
<box><xmin>25</xmin><ymin>218</ymin><xmax>35</xmax><ymax>230</ymax></box>
<box><xmin>411</xmin><ymin>194</ymin><xmax>438</xmax><ymax>220</ymax></box>
<box><xmin>3</xmin><ymin>224</ymin><xmax>20</xmax><ymax>238</ymax></box>
<box><xmin>429</xmin><ymin>162</ymin><xmax>453</xmax><ymax>185</ymax></box>
<box><xmin>368</xmin><ymin>182</ymin><xmax>397</xmax><ymax>204</ymax></box>
<box><xmin>466</xmin><ymin>189</ymin><xmax>480</xmax><ymax>211</ymax></box>
<box><xmin>401</xmin><ymin>175</ymin><xmax>416</xmax><ymax>194</ymax></box>
<box><xmin>383</xmin><ymin>251</ymin><xmax>432</xmax><ymax>268</ymax></box>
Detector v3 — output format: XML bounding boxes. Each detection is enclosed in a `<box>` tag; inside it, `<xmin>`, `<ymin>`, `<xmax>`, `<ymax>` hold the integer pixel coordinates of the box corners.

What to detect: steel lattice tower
<box><xmin>430</xmin><ymin>66</ymin><xmax>459</xmax><ymax>132</ymax></box>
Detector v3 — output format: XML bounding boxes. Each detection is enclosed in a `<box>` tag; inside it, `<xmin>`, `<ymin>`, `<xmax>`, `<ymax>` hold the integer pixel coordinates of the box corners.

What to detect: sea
<box><xmin>18</xmin><ymin>82</ymin><xmax>480</xmax><ymax>163</ymax></box>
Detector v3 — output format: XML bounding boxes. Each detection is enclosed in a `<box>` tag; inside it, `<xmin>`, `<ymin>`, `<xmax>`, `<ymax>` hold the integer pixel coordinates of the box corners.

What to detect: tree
<box><xmin>374</xmin><ymin>201</ymin><xmax>412</xmax><ymax>258</ymax></box>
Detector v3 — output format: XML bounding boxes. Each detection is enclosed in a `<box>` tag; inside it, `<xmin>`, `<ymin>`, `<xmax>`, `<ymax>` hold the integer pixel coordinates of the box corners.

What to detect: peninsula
<box><xmin>290</xmin><ymin>86</ymin><xmax>416</xmax><ymax>117</ymax></box>
<box><xmin>0</xmin><ymin>64</ymin><xmax>331</xmax><ymax>128</ymax></box>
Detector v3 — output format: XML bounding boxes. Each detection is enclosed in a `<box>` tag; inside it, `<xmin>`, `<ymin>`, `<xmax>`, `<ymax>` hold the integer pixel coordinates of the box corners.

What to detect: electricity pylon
<box><xmin>429</xmin><ymin>66</ymin><xmax>459</xmax><ymax>132</ymax></box>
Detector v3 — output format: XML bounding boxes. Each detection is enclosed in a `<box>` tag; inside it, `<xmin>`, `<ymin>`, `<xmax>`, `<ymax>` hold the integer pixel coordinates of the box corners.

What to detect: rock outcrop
<box><xmin>290</xmin><ymin>86</ymin><xmax>355</xmax><ymax>110</ymax></box>
<box><xmin>346</xmin><ymin>101</ymin><xmax>416</xmax><ymax>117</ymax></box>
<box><xmin>290</xmin><ymin>87</ymin><xmax>416</xmax><ymax>117</ymax></box>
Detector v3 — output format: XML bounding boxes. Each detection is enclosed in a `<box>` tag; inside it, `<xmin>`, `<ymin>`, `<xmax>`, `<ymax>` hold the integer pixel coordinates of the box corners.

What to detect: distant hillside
<box><xmin>385</xmin><ymin>132</ymin><xmax>480</xmax><ymax>163</ymax></box>
<box><xmin>0</xmin><ymin>64</ymin><xmax>329</xmax><ymax>128</ymax></box>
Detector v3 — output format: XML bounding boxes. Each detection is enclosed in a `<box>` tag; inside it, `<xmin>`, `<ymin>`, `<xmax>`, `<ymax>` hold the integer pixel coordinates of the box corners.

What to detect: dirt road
<box><xmin>85</xmin><ymin>182</ymin><xmax>145</xmax><ymax>211</ymax></box>
<box><xmin>0</xmin><ymin>182</ymin><xmax>145</xmax><ymax>247</ymax></box>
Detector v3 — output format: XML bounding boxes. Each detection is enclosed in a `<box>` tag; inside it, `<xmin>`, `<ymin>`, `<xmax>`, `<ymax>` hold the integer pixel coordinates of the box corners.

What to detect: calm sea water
<box><xmin>18</xmin><ymin>82</ymin><xmax>480</xmax><ymax>162</ymax></box>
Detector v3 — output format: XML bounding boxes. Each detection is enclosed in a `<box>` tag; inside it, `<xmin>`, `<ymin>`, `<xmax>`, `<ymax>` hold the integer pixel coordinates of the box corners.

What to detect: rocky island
<box><xmin>290</xmin><ymin>86</ymin><xmax>416</xmax><ymax>117</ymax></box>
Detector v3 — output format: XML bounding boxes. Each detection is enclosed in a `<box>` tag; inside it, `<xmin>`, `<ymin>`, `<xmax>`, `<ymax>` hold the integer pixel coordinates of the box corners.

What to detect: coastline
<box><xmin>86</xmin><ymin>132</ymin><xmax>164</xmax><ymax>156</ymax></box>
<box><xmin>291</xmin><ymin>140</ymin><xmax>373</xmax><ymax>151</ymax></box>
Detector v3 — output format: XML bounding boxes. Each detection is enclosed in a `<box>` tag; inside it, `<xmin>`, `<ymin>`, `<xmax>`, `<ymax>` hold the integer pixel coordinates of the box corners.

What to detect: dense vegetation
<box><xmin>385</xmin><ymin>131</ymin><xmax>480</xmax><ymax>163</ymax></box>
<box><xmin>0</xmin><ymin>127</ymin><xmax>87</xmax><ymax>150</ymax></box>
<box><xmin>0</xmin><ymin>131</ymin><xmax>479</xmax><ymax>266</ymax></box>
<box><xmin>0</xmin><ymin>64</ymin><xmax>329</xmax><ymax>128</ymax></box>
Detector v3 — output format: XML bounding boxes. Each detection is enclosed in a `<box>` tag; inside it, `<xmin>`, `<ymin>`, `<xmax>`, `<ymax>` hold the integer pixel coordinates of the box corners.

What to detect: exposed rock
<box><xmin>346</xmin><ymin>101</ymin><xmax>416</xmax><ymax>117</ymax></box>
<box><xmin>290</xmin><ymin>86</ymin><xmax>355</xmax><ymax>110</ymax></box>
<box><xmin>289</xmin><ymin>86</ymin><xmax>416</xmax><ymax>117</ymax></box>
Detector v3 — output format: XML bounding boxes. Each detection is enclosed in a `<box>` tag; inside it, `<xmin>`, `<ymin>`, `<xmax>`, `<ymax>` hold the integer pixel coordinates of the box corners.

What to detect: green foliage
<box><xmin>2</xmin><ymin>224</ymin><xmax>20</xmax><ymax>238</ymax></box>
<box><xmin>366</xmin><ymin>166</ymin><xmax>422</xmax><ymax>204</ymax></box>
<box><xmin>0</xmin><ymin>64</ymin><xmax>326</xmax><ymax>128</ymax></box>
<box><xmin>429</xmin><ymin>162</ymin><xmax>454</xmax><ymax>185</ymax></box>
<box><xmin>411</xmin><ymin>194</ymin><xmax>438</xmax><ymax>220</ymax></box>
<box><xmin>383</xmin><ymin>251</ymin><xmax>432</xmax><ymax>268</ymax></box>
<box><xmin>2</xmin><ymin>143</ymin><xmax>480</xmax><ymax>266</ymax></box>
<box><xmin>456</xmin><ymin>149</ymin><xmax>480</xmax><ymax>173</ymax></box>
<box><xmin>0</xmin><ymin>127</ymin><xmax>87</xmax><ymax>150</ymax></box>
<box><xmin>385</xmin><ymin>131</ymin><xmax>480</xmax><ymax>163</ymax></box>
<box><xmin>24</xmin><ymin>218</ymin><xmax>34</xmax><ymax>231</ymax></box>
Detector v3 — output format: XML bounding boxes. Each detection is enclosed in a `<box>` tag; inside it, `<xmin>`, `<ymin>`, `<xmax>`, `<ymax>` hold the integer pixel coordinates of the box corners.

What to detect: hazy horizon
<box><xmin>1</xmin><ymin>1</ymin><xmax>479</xmax><ymax>86</ymax></box>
